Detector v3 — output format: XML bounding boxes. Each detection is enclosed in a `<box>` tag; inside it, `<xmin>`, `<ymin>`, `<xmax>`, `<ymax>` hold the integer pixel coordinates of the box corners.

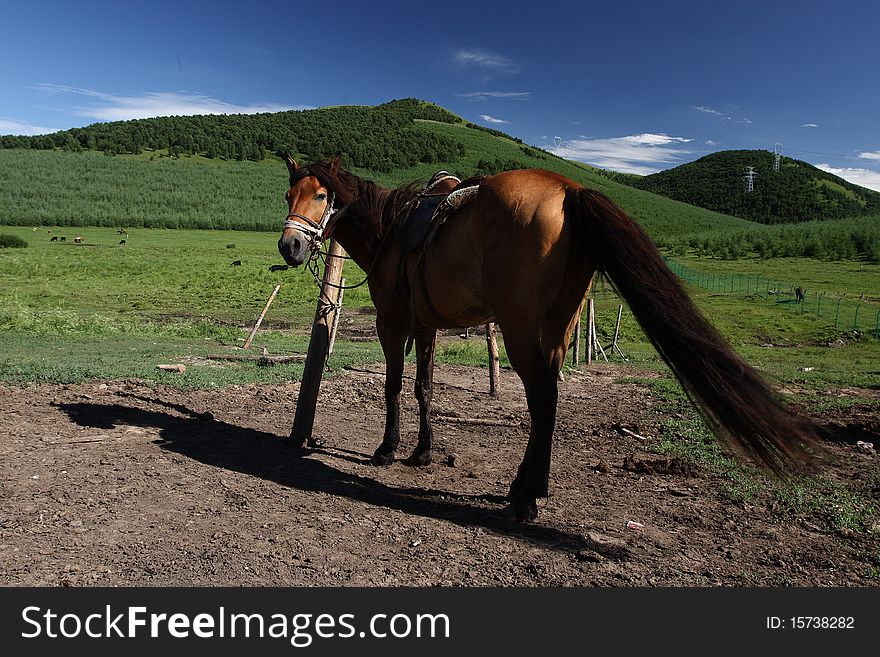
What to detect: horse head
<box><xmin>278</xmin><ymin>155</ymin><xmax>343</xmax><ymax>267</ymax></box>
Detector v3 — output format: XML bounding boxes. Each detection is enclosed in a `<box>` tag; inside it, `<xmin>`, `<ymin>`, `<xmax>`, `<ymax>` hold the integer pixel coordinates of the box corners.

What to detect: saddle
<box><xmin>392</xmin><ymin>171</ymin><xmax>482</xmax><ymax>352</ymax></box>
<box><xmin>396</xmin><ymin>171</ymin><xmax>482</xmax><ymax>253</ymax></box>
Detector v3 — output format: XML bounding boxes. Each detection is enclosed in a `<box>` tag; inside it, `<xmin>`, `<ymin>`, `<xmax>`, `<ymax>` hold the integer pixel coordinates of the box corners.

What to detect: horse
<box><xmin>277</xmin><ymin>155</ymin><xmax>822</xmax><ymax>521</ymax></box>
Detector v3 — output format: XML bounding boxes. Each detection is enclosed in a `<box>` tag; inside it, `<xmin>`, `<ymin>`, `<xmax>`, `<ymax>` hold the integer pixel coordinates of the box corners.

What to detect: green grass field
<box><xmin>2</xmin><ymin>225</ymin><xmax>877</xmax><ymax>399</ymax></box>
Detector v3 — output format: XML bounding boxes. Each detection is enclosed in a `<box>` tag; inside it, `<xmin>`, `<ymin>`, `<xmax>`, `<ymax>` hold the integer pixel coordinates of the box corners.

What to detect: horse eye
<box><xmin>315</xmin><ymin>192</ymin><xmax>327</xmax><ymax>201</ymax></box>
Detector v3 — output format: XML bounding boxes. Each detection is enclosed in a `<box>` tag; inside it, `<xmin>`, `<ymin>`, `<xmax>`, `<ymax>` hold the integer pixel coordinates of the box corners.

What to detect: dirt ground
<box><xmin>1</xmin><ymin>360</ymin><xmax>878</xmax><ymax>587</ymax></box>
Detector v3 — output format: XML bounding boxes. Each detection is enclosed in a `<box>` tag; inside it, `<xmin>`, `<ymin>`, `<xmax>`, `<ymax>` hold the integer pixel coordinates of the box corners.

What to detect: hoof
<box><xmin>371</xmin><ymin>450</ymin><xmax>395</xmax><ymax>466</ymax></box>
<box><xmin>506</xmin><ymin>496</ymin><xmax>538</xmax><ymax>522</ymax></box>
<box><xmin>406</xmin><ymin>450</ymin><xmax>432</xmax><ymax>467</ymax></box>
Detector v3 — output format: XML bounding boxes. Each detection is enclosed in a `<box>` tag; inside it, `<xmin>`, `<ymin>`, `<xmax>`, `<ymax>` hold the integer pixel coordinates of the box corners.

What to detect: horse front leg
<box><xmin>372</xmin><ymin>323</ymin><xmax>406</xmax><ymax>466</ymax></box>
<box><xmin>407</xmin><ymin>328</ymin><xmax>437</xmax><ymax>466</ymax></box>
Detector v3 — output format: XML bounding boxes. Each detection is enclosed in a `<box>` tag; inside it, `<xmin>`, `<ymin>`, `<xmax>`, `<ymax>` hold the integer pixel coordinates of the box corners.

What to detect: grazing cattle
<box><xmin>269</xmin><ymin>264</ymin><xmax>289</xmax><ymax>272</ymax></box>
<box><xmin>795</xmin><ymin>286</ymin><xmax>805</xmax><ymax>304</ymax></box>
<box><xmin>60</xmin><ymin>236</ymin><xmax>66</xmax><ymax>242</ymax></box>
<box><xmin>117</xmin><ymin>229</ymin><xmax>128</xmax><ymax>235</ymax></box>
<box><xmin>119</xmin><ymin>240</ymin><xmax>126</xmax><ymax>245</ymax></box>
<box><xmin>231</xmin><ymin>260</ymin><xmax>242</xmax><ymax>266</ymax></box>
<box><xmin>50</xmin><ymin>236</ymin><xmax>58</xmax><ymax>242</ymax></box>
<box><xmin>74</xmin><ymin>236</ymin><xmax>84</xmax><ymax>244</ymax></box>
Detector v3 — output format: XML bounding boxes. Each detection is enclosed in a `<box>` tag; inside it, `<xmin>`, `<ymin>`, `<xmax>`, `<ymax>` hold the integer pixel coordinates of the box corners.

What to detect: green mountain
<box><xmin>630</xmin><ymin>150</ymin><xmax>880</xmax><ymax>224</ymax></box>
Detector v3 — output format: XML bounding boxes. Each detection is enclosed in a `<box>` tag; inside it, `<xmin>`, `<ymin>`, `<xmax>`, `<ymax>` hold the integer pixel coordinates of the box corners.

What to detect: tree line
<box><xmin>0</xmin><ymin>99</ymin><xmax>465</xmax><ymax>172</ymax></box>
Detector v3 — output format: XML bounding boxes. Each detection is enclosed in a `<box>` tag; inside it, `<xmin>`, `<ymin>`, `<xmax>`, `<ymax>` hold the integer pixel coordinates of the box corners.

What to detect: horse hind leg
<box><xmin>502</xmin><ymin>330</ymin><xmax>563</xmax><ymax>522</ymax></box>
<box><xmin>407</xmin><ymin>328</ymin><xmax>437</xmax><ymax>466</ymax></box>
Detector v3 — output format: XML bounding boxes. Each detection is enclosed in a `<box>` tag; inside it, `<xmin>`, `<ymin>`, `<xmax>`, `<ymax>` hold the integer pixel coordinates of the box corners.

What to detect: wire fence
<box><xmin>663</xmin><ymin>257</ymin><xmax>880</xmax><ymax>338</ymax></box>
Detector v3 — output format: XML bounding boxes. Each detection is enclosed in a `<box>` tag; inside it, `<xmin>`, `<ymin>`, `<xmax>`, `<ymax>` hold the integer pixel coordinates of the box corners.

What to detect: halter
<box><xmin>282</xmin><ymin>191</ymin><xmax>337</xmax><ymax>244</ymax></box>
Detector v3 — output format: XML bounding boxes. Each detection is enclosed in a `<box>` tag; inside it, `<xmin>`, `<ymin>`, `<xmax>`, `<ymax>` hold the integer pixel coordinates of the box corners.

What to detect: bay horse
<box><xmin>278</xmin><ymin>155</ymin><xmax>821</xmax><ymax>521</ymax></box>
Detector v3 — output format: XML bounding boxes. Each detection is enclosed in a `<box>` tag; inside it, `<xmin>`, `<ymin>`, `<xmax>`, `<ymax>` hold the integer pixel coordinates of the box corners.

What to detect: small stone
<box><xmin>446</xmin><ymin>453</ymin><xmax>458</xmax><ymax>467</ymax></box>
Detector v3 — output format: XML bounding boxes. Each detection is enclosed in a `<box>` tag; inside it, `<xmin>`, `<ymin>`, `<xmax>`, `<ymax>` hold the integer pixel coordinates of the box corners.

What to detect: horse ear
<box><xmin>285</xmin><ymin>154</ymin><xmax>299</xmax><ymax>175</ymax></box>
<box><xmin>329</xmin><ymin>154</ymin><xmax>342</xmax><ymax>176</ymax></box>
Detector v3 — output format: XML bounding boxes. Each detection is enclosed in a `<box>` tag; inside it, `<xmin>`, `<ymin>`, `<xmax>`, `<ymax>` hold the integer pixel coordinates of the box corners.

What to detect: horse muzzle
<box><xmin>278</xmin><ymin>234</ymin><xmax>310</xmax><ymax>267</ymax></box>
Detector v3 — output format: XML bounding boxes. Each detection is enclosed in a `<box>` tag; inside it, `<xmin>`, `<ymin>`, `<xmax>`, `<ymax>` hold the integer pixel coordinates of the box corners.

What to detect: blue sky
<box><xmin>2</xmin><ymin>0</ymin><xmax>878</xmax><ymax>189</ymax></box>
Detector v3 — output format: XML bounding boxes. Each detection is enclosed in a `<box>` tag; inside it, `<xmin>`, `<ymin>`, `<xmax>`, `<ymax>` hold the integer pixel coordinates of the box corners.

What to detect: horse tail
<box><xmin>566</xmin><ymin>186</ymin><xmax>822</xmax><ymax>476</ymax></box>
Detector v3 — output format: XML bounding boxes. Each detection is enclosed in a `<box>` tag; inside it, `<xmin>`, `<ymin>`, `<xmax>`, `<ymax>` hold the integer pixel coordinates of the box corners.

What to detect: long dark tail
<box><xmin>567</xmin><ymin>187</ymin><xmax>822</xmax><ymax>476</ymax></box>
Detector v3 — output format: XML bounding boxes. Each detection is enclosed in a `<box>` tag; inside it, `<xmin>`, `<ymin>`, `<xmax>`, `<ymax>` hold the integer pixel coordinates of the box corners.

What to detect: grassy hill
<box><xmin>631</xmin><ymin>149</ymin><xmax>880</xmax><ymax>224</ymax></box>
<box><xmin>2</xmin><ymin>100</ymin><xmax>878</xmax><ymax>261</ymax></box>
<box><xmin>0</xmin><ymin>98</ymin><xmax>758</xmax><ymax>241</ymax></box>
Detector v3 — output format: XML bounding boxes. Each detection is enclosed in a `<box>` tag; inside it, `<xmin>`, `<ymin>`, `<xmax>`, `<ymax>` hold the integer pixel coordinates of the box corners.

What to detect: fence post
<box><xmin>835</xmin><ymin>297</ymin><xmax>842</xmax><ymax>327</ymax></box>
<box><xmin>853</xmin><ymin>303</ymin><xmax>861</xmax><ymax>330</ymax></box>
<box><xmin>288</xmin><ymin>239</ymin><xmax>346</xmax><ymax>448</ymax></box>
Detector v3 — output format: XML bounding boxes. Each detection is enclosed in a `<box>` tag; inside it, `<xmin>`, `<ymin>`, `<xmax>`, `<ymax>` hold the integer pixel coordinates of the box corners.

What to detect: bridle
<box><xmin>282</xmin><ymin>191</ymin><xmax>337</xmax><ymax>252</ymax></box>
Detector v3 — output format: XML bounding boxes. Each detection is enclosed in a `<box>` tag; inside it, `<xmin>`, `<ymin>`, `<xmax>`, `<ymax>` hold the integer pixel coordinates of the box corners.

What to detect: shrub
<box><xmin>0</xmin><ymin>234</ymin><xmax>27</xmax><ymax>248</ymax></box>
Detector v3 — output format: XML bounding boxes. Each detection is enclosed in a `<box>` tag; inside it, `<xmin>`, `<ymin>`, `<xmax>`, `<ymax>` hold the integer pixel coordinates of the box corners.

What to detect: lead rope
<box><xmin>305</xmin><ymin>194</ymin><xmax>417</xmax><ymax>291</ymax></box>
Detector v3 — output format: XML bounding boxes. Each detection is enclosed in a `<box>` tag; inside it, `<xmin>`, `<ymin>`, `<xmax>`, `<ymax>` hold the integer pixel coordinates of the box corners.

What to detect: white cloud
<box><xmin>479</xmin><ymin>114</ymin><xmax>509</xmax><ymax>124</ymax></box>
<box><xmin>815</xmin><ymin>163</ymin><xmax>880</xmax><ymax>192</ymax></box>
<box><xmin>34</xmin><ymin>83</ymin><xmax>309</xmax><ymax>121</ymax></box>
<box><xmin>858</xmin><ymin>150</ymin><xmax>880</xmax><ymax>161</ymax></box>
<box><xmin>457</xmin><ymin>91</ymin><xmax>530</xmax><ymax>101</ymax></box>
<box><xmin>694</xmin><ymin>105</ymin><xmax>750</xmax><ymax>124</ymax></box>
<box><xmin>0</xmin><ymin>117</ymin><xmax>60</xmax><ymax>135</ymax></box>
<box><xmin>550</xmin><ymin>133</ymin><xmax>693</xmax><ymax>175</ymax></box>
<box><xmin>801</xmin><ymin>123</ymin><xmax>819</xmax><ymax>128</ymax></box>
<box><xmin>451</xmin><ymin>49</ymin><xmax>519</xmax><ymax>73</ymax></box>
<box><xmin>705</xmin><ymin>139</ymin><xmax>720</xmax><ymax>146</ymax></box>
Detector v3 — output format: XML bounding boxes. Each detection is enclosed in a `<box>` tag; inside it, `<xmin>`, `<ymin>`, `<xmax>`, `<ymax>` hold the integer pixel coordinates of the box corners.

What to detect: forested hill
<box><xmin>630</xmin><ymin>150</ymin><xmax>880</xmax><ymax>224</ymax></box>
<box><xmin>0</xmin><ymin>99</ymin><xmax>475</xmax><ymax>172</ymax></box>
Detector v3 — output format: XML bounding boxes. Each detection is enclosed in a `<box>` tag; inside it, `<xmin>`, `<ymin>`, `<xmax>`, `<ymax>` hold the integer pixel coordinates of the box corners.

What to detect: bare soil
<box><xmin>1</xmin><ymin>363</ymin><xmax>878</xmax><ymax>586</ymax></box>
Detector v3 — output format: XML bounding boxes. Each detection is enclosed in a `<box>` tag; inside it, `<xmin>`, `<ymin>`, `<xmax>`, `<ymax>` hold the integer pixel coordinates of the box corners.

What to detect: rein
<box><xmin>287</xmin><ymin>192</ymin><xmax>416</xmax><ymax>293</ymax></box>
<box><xmin>305</xmin><ymin>201</ymin><xmax>409</xmax><ymax>291</ymax></box>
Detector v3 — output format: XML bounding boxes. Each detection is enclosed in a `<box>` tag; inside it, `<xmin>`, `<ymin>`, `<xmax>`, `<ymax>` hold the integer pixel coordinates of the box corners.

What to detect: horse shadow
<box><xmin>57</xmin><ymin>397</ymin><xmax>625</xmax><ymax>559</ymax></box>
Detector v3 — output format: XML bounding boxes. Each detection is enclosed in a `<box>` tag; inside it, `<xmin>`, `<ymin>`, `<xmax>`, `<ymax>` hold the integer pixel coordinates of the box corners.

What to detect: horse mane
<box><xmin>295</xmin><ymin>158</ymin><xmax>422</xmax><ymax>239</ymax></box>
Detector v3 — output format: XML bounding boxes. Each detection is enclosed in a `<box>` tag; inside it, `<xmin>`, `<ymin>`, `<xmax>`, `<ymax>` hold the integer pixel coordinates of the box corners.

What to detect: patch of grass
<box><xmin>435</xmin><ymin>336</ymin><xmax>510</xmax><ymax>369</ymax></box>
<box><xmin>626</xmin><ymin>376</ymin><xmax>880</xmax><ymax>535</ymax></box>
<box><xmin>772</xmin><ymin>477</ymin><xmax>879</xmax><ymax>535</ymax></box>
<box><xmin>0</xmin><ymin>330</ymin><xmax>385</xmax><ymax>389</ymax></box>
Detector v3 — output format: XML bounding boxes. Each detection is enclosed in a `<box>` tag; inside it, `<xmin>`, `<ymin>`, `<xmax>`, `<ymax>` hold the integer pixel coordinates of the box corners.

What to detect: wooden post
<box><xmin>486</xmin><ymin>322</ymin><xmax>501</xmax><ymax>397</ymax></box>
<box><xmin>610</xmin><ymin>304</ymin><xmax>628</xmax><ymax>360</ymax></box>
<box><xmin>588</xmin><ymin>299</ymin><xmax>608</xmax><ymax>362</ymax></box>
<box><xmin>586</xmin><ymin>298</ymin><xmax>594</xmax><ymax>366</ymax></box>
<box><xmin>288</xmin><ymin>239</ymin><xmax>346</xmax><ymax>447</ymax></box>
<box><xmin>243</xmin><ymin>284</ymin><xmax>281</xmax><ymax>350</ymax></box>
<box><xmin>328</xmin><ymin>277</ymin><xmax>345</xmax><ymax>357</ymax></box>
<box><xmin>571</xmin><ymin>297</ymin><xmax>585</xmax><ymax>367</ymax></box>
